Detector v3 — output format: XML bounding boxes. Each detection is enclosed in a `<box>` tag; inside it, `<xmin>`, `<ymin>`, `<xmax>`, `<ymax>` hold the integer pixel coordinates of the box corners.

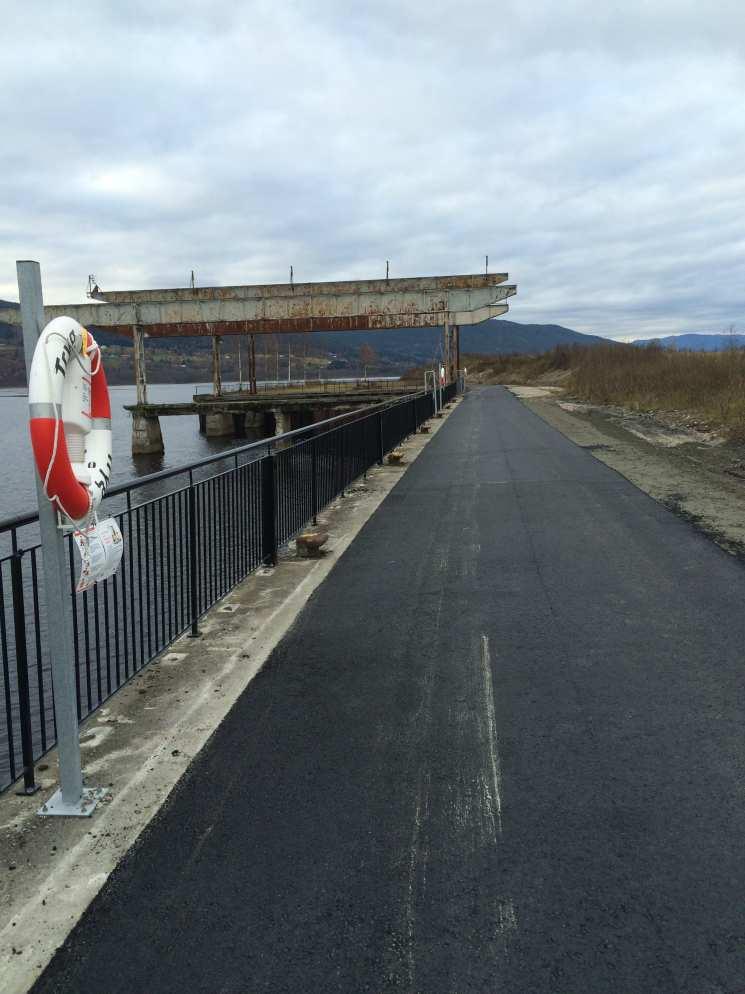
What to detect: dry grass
<box><xmin>462</xmin><ymin>343</ymin><xmax>745</xmax><ymax>441</ymax></box>
<box><xmin>461</xmin><ymin>345</ymin><xmax>579</xmax><ymax>385</ymax></box>
<box><xmin>568</xmin><ymin>343</ymin><xmax>745</xmax><ymax>440</ymax></box>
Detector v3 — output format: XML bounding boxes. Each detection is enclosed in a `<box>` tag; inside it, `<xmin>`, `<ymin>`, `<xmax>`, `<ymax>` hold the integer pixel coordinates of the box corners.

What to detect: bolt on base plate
<box><xmin>38</xmin><ymin>786</ymin><xmax>107</xmax><ymax>818</ymax></box>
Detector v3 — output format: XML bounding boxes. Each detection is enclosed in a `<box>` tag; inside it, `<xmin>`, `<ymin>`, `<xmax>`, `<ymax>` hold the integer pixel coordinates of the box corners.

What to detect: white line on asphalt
<box><xmin>480</xmin><ymin>634</ymin><xmax>503</xmax><ymax>838</ymax></box>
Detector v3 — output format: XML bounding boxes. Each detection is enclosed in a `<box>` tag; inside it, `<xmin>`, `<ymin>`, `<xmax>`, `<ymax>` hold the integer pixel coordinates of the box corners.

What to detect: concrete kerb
<box><xmin>0</xmin><ymin>395</ymin><xmax>462</xmax><ymax>994</ymax></box>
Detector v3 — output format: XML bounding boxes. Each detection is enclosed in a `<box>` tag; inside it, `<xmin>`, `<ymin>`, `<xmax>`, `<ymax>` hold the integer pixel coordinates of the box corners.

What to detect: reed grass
<box><xmin>463</xmin><ymin>343</ymin><xmax>745</xmax><ymax>440</ymax></box>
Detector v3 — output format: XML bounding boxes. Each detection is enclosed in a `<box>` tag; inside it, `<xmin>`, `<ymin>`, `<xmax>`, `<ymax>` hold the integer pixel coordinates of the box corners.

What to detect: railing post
<box><xmin>262</xmin><ymin>453</ymin><xmax>277</xmax><ymax>566</ymax></box>
<box><xmin>10</xmin><ymin>550</ymin><xmax>39</xmax><ymax>795</ymax></box>
<box><xmin>311</xmin><ymin>437</ymin><xmax>318</xmax><ymax>526</ymax></box>
<box><xmin>188</xmin><ymin>471</ymin><xmax>200</xmax><ymax>637</ymax></box>
<box><xmin>377</xmin><ymin>410</ymin><xmax>384</xmax><ymax>465</ymax></box>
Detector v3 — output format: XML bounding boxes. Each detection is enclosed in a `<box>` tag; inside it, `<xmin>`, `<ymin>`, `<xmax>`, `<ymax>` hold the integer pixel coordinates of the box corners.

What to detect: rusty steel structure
<box><xmin>0</xmin><ymin>271</ymin><xmax>516</xmax><ymax>405</ymax></box>
<box><xmin>0</xmin><ymin>274</ymin><xmax>515</xmax><ymax>338</ymax></box>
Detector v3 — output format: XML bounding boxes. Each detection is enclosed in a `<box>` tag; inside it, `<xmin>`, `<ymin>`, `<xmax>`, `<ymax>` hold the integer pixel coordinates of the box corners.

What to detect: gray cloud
<box><xmin>1</xmin><ymin>0</ymin><xmax>744</xmax><ymax>338</ymax></box>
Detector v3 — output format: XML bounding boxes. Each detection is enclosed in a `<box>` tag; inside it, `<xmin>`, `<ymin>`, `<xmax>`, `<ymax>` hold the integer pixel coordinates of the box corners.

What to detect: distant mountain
<box><xmin>461</xmin><ymin>320</ymin><xmax>608</xmax><ymax>355</ymax></box>
<box><xmin>634</xmin><ymin>334</ymin><xmax>745</xmax><ymax>352</ymax></box>
<box><xmin>305</xmin><ymin>320</ymin><xmax>608</xmax><ymax>364</ymax></box>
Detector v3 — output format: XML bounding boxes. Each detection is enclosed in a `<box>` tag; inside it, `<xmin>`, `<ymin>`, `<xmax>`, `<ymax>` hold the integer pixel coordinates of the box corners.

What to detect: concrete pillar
<box><xmin>244</xmin><ymin>411</ymin><xmax>266</xmax><ymax>431</ymax></box>
<box><xmin>132</xmin><ymin>414</ymin><xmax>163</xmax><ymax>455</ymax></box>
<box><xmin>272</xmin><ymin>409</ymin><xmax>291</xmax><ymax>435</ymax></box>
<box><xmin>243</xmin><ymin>410</ymin><xmax>267</xmax><ymax>440</ymax></box>
<box><xmin>205</xmin><ymin>411</ymin><xmax>233</xmax><ymax>437</ymax></box>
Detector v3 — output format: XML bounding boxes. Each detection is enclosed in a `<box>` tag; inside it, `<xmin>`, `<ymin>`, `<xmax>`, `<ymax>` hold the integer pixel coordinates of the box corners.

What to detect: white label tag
<box><xmin>74</xmin><ymin>518</ymin><xmax>124</xmax><ymax>593</ymax></box>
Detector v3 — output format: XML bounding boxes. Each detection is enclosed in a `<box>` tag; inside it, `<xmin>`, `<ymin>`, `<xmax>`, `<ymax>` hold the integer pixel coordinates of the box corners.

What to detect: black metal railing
<box><xmin>0</xmin><ymin>384</ymin><xmax>456</xmax><ymax>793</ymax></box>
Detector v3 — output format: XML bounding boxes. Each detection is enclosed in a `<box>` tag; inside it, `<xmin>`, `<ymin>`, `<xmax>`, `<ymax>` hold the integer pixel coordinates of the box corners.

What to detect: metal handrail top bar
<box><xmin>0</xmin><ymin>389</ymin><xmax>429</xmax><ymax>535</ymax></box>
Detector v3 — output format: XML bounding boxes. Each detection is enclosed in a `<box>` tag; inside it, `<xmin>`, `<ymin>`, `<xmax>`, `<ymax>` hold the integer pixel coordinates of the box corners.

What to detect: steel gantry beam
<box><xmin>0</xmin><ymin>274</ymin><xmax>516</xmax><ymax>337</ymax></box>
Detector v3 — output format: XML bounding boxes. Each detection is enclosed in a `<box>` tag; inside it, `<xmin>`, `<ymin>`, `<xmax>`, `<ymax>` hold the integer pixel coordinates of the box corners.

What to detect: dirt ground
<box><xmin>508</xmin><ymin>385</ymin><xmax>745</xmax><ymax>560</ymax></box>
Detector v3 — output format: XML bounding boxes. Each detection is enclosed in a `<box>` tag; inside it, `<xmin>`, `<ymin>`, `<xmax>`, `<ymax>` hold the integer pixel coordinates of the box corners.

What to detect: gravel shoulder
<box><xmin>508</xmin><ymin>385</ymin><xmax>745</xmax><ymax>560</ymax></box>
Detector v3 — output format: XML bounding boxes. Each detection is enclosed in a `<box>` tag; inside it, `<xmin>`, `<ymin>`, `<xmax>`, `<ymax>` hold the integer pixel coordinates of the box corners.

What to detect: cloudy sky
<box><xmin>1</xmin><ymin>1</ymin><xmax>743</xmax><ymax>339</ymax></box>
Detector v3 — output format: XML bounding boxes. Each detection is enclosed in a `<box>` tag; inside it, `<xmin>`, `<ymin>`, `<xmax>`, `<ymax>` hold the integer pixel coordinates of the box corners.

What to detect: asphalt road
<box><xmin>33</xmin><ymin>387</ymin><xmax>745</xmax><ymax>993</ymax></box>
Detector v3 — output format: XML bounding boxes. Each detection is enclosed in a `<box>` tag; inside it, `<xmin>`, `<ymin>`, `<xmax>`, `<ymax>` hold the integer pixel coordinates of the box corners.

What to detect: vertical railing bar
<box><xmin>222</xmin><ymin>473</ymin><xmax>228</xmax><ymax>595</ymax></box>
<box><xmin>126</xmin><ymin>492</ymin><xmax>137</xmax><ymax>674</ymax></box>
<box><xmin>238</xmin><ymin>465</ymin><xmax>246</xmax><ymax>579</ymax></box>
<box><xmin>11</xmin><ymin>548</ymin><xmax>38</xmax><ymax>792</ymax></box>
<box><xmin>199</xmin><ymin>481</ymin><xmax>207</xmax><ymax>614</ymax></box>
<box><xmin>166</xmin><ymin>494</ymin><xmax>174</xmax><ymax>643</ymax></box>
<box><xmin>146</xmin><ymin>501</ymin><xmax>156</xmax><ymax>653</ymax></box>
<box><xmin>226</xmin><ymin>470</ymin><xmax>232</xmax><ymax>589</ymax></box>
<box><xmin>112</xmin><ymin>562</ymin><xmax>121</xmax><ymax>690</ymax></box>
<box><xmin>205</xmin><ymin>478</ymin><xmax>212</xmax><ymax>607</ymax></box>
<box><xmin>261</xmin><ymin>453</ymin><xmax>277</xmax><ymax>566</ymax></box>
<box><xmin>119</xmin><ymin>512</ymin><xmax>130</xmax><ymax>681</ymax></box>
<box><xmin>188</xmin><ymin>471</ymin><xmax>200</xmax><ymax>637</ymax></box>
<box><xmin>175</xmin><ymin>490</ymin><xmax>183</xmax><ymax>632</ymax></box>
<box><xmin>158</xmin><ymin>499</ymin><xmax>167</xmax><ymax>648</ymax></box>
<box><xmin>180</xmin><ymin>487</ymin><xmax>188</xmax><ymax>631</ymax></box>
<box><xmin>209</xmin><ymin>476</ymin><xmax>216</xmax><ymax>604</ymax></box>
<box><xmin>101</xmin><ymin>577</ymin><xmax>112</xmax><ymax>698</ymax></box>
<box><xmin>82</xmin><ymin>588</ymin><xmax>92</xmax><ymax>715</ymax></box>
<box><xmin>136</xmin><ymin>505</ymin><xmax>145</xmax><ymax>668</ymax></box>
<box><xmin>30</xmin><ymin>548</ymin><xmax>47</xmax><ymax>752</ymax></box>
<box><xmin>148</xmin><ymin>502</ymin><xmax>158</xmax><ymax>652</ymax></box>
<box><xmin>0</xmin><ymin>568</ymin><xmax>17</xmax><ymax>784</ymax></box>
<box><xmin>92</xmin><ymin>583</ymin><xmax>102</xmax><ymax>707</ymax></box>
<box><xmin>154</xmin><ymin>499</ymin><xmax>162</xmax><ymax>648</ymax></box>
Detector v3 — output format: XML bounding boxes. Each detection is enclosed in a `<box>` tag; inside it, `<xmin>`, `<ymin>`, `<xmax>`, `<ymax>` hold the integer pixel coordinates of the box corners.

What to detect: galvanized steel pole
<box><xmin>17</xmin><ymin>261</ymin><xmax>103</xmax><ymax>816</ymax></box>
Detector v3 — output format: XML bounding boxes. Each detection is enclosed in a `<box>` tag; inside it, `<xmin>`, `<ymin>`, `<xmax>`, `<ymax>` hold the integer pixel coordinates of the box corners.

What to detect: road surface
<box><xmin>33</xmin><ymin>386</ymin><xmax>745</xmax><ymax>992</ymax></box>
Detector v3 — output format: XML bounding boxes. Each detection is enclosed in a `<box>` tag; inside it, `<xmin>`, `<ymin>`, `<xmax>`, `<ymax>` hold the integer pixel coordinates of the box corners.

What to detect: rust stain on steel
<box><xmin>99</xmin><ymin>313</ymin><xmax>454</xmax><ymax>338</ymax></box>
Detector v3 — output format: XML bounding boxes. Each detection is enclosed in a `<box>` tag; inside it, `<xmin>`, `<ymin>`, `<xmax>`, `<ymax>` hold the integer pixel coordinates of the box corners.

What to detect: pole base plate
<box><xmin>38</xmin><ymin>786</ymin><xmax>107</xmax><ymax>818</ymax></box>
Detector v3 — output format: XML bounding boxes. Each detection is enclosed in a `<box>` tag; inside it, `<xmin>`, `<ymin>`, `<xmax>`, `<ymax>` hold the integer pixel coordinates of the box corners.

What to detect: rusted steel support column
<box><xmin>250</xmin><ymin>334</ymin><xmax>257</xmax><ymax>394</ymax></box>
<box><xmin>442</xmin><ymin>318</ymin><xmax>451</xmax><ymax>385</ymax></box>
<box><xmin>133</xmin><ymin>324</ymin><xmax>148</xmax><ymax>405</ymax></box>
<box><xmin>212</xmin><ymin>335</ymin><xmax>222</xmax><ymax>396</ymax></box>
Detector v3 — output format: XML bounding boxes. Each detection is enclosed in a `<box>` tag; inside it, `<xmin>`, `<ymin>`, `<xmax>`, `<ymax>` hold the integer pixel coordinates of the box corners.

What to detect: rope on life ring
<box><xmin>28</xmin><ymin>316</ymin><xmax>112</xmax><ymax>526</ymax></box>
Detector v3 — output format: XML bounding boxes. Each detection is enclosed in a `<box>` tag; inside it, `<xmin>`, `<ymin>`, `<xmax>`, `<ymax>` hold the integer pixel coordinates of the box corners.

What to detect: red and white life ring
<box><xmin>28</xmin><ymin>317</ymin><xmax>112</xmax><ymax>524</ymax></box>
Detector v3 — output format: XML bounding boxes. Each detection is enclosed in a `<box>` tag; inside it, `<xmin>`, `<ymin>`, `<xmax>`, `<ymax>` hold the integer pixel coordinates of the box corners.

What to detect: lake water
<box><xmin>0</xmin><ymin>383</ymin><xmax>251</xmax><ymax>524</ymax></box>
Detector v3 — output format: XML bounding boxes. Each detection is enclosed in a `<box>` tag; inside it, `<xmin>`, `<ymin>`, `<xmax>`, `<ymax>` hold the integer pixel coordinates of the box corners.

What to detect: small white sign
<box><xmin>74</xmin><ymin>518</ymin><xmax>124</xmax><ymax>593</ymax></box>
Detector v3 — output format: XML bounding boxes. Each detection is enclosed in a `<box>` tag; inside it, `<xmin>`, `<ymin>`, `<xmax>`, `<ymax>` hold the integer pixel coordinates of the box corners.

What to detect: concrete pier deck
<box><xmin>30</xmin><ymin>386</ymin><xmax>745</xmax><ymax>992</ymax></box>
<box><xmin>125</xmin><ymin>384</ymin><xmax>420</xmax><ymax>451</ymax></box>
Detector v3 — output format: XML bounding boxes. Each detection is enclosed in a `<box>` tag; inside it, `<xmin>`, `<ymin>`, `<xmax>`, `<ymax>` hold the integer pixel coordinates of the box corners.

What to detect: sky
<box><xmin>1</xmin><ymin>1</ymin><xmax>743</xmax><ymax>340</ymax></box>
